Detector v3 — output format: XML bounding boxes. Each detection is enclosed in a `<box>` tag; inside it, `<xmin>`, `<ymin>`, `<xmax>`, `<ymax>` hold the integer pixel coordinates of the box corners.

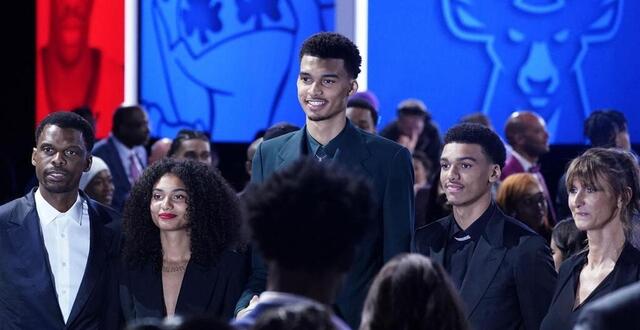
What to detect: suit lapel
<box><xmin>428</xmin><ymin>218</ymin><xmax>451</xmax><ymax>266</ymax></box>
<box><xmin>107</xmin><ymin>137</ymin><xmax>131</xmax><ymax>190</ymax></box>
<box><xmin>176</xmin><ymin>262</ymin><xmax>219</xmax><ymax>316</ymax></box>
<box><xmin>66</xmin><ymin>199</ymin><xmax>112</xmax><ymax>326</ymax></box>
<box><xmin>6</xmin><ymin>192</ymin><xmax>65</xmax><ymax>324</ymax></box>
<box><xmin>459</xmin><ymin>206</ymin><xmax>507</xmax><ymax>318</ymax></box>
<box><xmin>277</xmin><ymin>129</ymin><xmax>305</xmax><ymax>169</ymax></box>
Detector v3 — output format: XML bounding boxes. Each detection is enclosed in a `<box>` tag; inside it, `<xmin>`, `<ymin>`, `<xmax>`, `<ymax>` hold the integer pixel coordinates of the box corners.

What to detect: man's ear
<box><xmin>489</xmin><ymin>164</ymin><xmax>501</xmax><ymax>183</ymax></box>
<box><xmin>31</xmin><ymin>147</ymin><xmax>37</xmax><ymax>166</ymax></box>
<box><xmin>348</xmin><ymin>80</ymin><xmax>358</xmax><ymax>96</ymax></box>
<box><xmin>84</xmin><ymin>155</ymin><xmax>93</xmax><ymax>173</ymax></box>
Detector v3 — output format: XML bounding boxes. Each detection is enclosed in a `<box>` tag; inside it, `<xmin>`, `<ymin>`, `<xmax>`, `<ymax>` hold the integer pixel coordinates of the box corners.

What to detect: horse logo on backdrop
<box><xmin>147</xmin><ymin>0</ymin><xmax>298</xmax><ymax>140</ymax></box>
<box><xmin>442</xmin><ymin>0</ymin><xmax>623</xmax><ymax>142</ymax></box>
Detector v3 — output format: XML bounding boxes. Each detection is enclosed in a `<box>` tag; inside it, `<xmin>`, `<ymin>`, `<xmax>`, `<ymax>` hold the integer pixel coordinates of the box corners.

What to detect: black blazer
<box><xmin>541</xmin><ymin>243</ymin><xmax>640</xmax><ymax>330</ymax></box>
<box><xmin>93</xmin><ymin>136</ymin><xmax>133</xmax><ymax>212</ymax></box>
<box><xmin>413</xmin><ymin>205</ymin><xmax>557</xmax><ymax>330</ymax></box>
<box><xmin>574</xmin><ymin>281</ymin><xmax>640</xmax><ymax>330</ymax></box>
<box><xmin>119</xmin><ymin>250</ymin><xmax>248</xmax><ymax>321</ymax></box>
<box><xmin>237</xmin><ymin>121</ymin><xmax>415</xmax><ymax>328</ymax></box>
<box><xmin>0</xmin><ymin>190</ymin><xmax>121</xmax><ymax>330</ymax></box>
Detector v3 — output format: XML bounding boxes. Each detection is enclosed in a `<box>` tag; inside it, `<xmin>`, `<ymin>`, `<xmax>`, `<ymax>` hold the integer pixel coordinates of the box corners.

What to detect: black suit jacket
<box><xmin>575</xmin><ymin>281</ymin><xmax>640</xmax><ymax>330</ymax></box>
<box><xmin>119</xmin><ymin>250</ymin><xmax>248</xmax><ymax>321</ymax></box>
<box><xmin>413</xmin><ymin>205</ymin><xmax>556</xmax><ymax>330</ymax></box>
<box><xmin>0</xmin><ymin>190</ymin><xmax>121</xmax><ymax>330</ymax></box>
<box><xmin>93</xmin><ymin>137</ymin><xmax>132</xmax><ymax>212</ymax></box>
<box><xmin>237</xmin><ymin>121</ymin><xmax>415</xmax><ymax>327</ymax></box>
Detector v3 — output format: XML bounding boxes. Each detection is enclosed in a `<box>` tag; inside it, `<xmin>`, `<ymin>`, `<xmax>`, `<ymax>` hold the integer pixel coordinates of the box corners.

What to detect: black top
<box><xmin>305</xmin><ymin>122</ymin><xmax>349</xmax><ymax>160</ymax></box>
<box><xmin>541</xmin><ymin>242</ymin><xmax>640</xmax><ymax>330</ymax></box>
<box><xmin>444</xmin><ymin>202</ymin><xmax>495</xmax><ymax>288</ymax></box>
<box><xmin>119</xmin><ymin>250</ymin><xmax>248</xmax><ymax>321</ymax></box>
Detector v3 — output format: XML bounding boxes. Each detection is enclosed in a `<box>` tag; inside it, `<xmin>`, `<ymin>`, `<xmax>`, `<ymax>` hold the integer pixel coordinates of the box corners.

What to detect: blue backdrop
<box><xmin>369</xmin><ymin>0</ymin><xmax>640</xmax><ymax>144</ymax></box>
<box><xmin>139</xmin><ymin>0</ymin><xmax>334</xmax><ymax>142</ymax></box>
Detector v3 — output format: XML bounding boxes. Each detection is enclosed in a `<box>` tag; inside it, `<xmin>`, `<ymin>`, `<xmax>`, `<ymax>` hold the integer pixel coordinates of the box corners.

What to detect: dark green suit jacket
<box><xmin>237</xmin><ymin>120</ymin><xmax>414</xmax><ymax>328</ymax></box>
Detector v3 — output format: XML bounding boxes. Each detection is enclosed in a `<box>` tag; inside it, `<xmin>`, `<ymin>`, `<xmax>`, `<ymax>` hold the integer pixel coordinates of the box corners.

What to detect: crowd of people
<box><xmin>1</xmin><ymin>32</ymin><xmax>639</xmax><ymax>330</ymax></box>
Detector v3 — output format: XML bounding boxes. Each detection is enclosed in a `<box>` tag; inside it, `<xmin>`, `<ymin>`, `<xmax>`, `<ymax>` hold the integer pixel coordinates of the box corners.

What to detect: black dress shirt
<box><xmin>444</xmin><ymin>202</ymin><xmax>496</xmax><ymax>288</ymax></box>
<box><xmin>541</xmin><ymin>242</ymin><xmax>640</xmax><ymax>330</ymax></box>
<box><xmin>305</xmin><ymin>122</ymin><xmax>349</xmax><ymax>160</ymax></box>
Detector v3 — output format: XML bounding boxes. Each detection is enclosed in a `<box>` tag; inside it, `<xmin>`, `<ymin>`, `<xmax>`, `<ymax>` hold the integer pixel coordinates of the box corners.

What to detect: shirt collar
<box><xmin>35</xmin><ymin>188</ymin><xmax>84</xmax><ymax>227</ymax></box>
<box><xmin>510</xmin><ymin>149</ymin><xmax>535</xmax><ymax>172</ymax></box>
<box><xmin>259</xmin><ymin>291</ymin><xmax>323</xmax><ymax>306</ymax></box>
<box><xmin>450</xmin><ymin>201</ymin><xmax>496</xmax><ymax>241</ymax></box>
<box><xmin>305</xmin><ymin>122</ymin><xmax>349</xmax><ymax>159</ymax></box>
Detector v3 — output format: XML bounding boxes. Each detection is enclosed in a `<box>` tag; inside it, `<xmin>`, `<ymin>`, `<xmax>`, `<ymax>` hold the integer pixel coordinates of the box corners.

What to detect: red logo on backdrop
<box><xmin>37</xmin><ymin>0</ymin><xmax>124</xmax><ymax>139</ymax></box>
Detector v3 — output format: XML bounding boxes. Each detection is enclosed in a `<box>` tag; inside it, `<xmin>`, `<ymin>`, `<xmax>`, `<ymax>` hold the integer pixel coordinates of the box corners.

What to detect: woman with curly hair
<box><xmin>119</xmin><ymin>158</ymin><xmax>247</xmax><ymax>321</ymax></box>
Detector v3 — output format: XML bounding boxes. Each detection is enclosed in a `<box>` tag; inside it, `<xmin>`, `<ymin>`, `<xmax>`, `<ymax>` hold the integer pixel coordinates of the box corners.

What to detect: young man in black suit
<box><xmin>0</xmin><ymin>112</ymin><xmax>121</xmax><ymax>329</ymax></box>
<box><xmin>413</xmin><ymin>123</ymin><xmax>556</xmax><ymax>330</ymax></box>
<box><xmin>236</xmin><ymin>32</ymin><xmax>414</xmax><ymax>328</ymax></box>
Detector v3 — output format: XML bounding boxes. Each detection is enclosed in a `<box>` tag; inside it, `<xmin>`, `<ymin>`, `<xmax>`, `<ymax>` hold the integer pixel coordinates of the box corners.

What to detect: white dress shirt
<box><xmin>35</xmin><ymin>189</ymin><xmax>90</xmax><ymax>323</ymax></box>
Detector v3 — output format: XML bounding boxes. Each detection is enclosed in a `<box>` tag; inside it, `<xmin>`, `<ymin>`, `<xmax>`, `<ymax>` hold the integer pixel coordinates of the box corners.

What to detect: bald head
<box><xmin>505</xmin><ymin>111</ymin><xmax>549</xmax><ymax>161</ymax></box>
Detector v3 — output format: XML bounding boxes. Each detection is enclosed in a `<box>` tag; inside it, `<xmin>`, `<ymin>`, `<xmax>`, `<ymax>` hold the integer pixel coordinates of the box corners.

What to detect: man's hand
<box><xmin>235</xmin><ymin>295</ymin><xmax>260</xmax><ymax>319</ymax></box>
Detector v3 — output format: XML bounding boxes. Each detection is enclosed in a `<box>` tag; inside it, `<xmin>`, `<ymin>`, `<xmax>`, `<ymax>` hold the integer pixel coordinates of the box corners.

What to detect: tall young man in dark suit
<box><xmin>413</xmin><ymin>123</ymin><xmax>556</xmax><ymax>330</ymax></box>
<box><xmin>0</xmin><ymin>112</ymin><xmax>121</xmax><ymax>329</ymax></box>
<box><xmin>236</xmin><ymin>32</ymin><xmax>414</xmax><ymax>328</ymax></box>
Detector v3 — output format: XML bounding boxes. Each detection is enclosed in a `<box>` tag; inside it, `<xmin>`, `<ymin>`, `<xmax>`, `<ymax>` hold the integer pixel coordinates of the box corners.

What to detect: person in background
<box><xmin>346</xmin><ymin>91</ymin><xmax>379</xmax><ymax>134</ymax></box>
<box><xmin>149</xmin><ymin>138</ymin><xmax>173</xmax><ymax>165</ymax></box>
<box><xmin>93</xmin><ymin>105</ymin><xmax>150</xmax><ymax>212</ymax></box>
<box><xmin>167</xmin><ymin>129</ymin><xmax>213</xmax><ymax>166</ymax></box>
<box><xmin>412</xmin><ymin>150</ymin><xmax>432</xmax><ymax>193</ymax></box>
<box><xmin>359</xmin><ymin>253</ymin><xmax>469</xmax><ymax>330</ymax></box>
<box><xmin>252</xmin><ymin>303</ymin><xmax>337</xmax><ymax>330</ymax></box>
<box><xmin>79</xmin><ymin>156</ymin><xmax>114</xmax><ymax>206</ymax></box>
<box><xmin>541</xmin><ymin>148</ymin><xmax>640</xmax><ymax>330</ymax></box>
<box><xmin>496</xmin><ymin>172</ymin><xmax>552</xmax><ymax>242</ymax></box>
<box><xmin>380</xmin><ymin>98</ymin><xmax>442</xmax><ymax>168</ymax></box>
<box><xmin>120</xmin><ymin>159</ymin><xmax>246</xmax><ymax>321</ymax></box>
<box><xmin>550</xmin><ymin>218</ymin><xmax>587</xmax><ymax>271</ymax></box>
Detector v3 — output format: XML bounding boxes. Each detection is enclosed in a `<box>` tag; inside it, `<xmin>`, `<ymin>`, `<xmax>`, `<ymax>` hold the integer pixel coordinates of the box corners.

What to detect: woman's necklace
<box><xmin>162</xmin><ymin>260</ymin><xmax>189</xmax><ymax>273</ymax></box>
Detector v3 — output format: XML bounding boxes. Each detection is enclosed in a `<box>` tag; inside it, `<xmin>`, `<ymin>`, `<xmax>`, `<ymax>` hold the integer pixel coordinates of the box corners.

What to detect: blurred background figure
<box><xmin>346</xmin><ymin>91</ymin><xmax>379</xmax><ymax>134</ymax></box>
<box><xmin>149</xmin><ymin>138</ymin><xmax>173</xmax><ymax>165</ymax></box>
<box><xmin>412</xmin><ymin>150</ymin><xmax>432</xmax><ymax>193</ymax></box>
<box><xmin>459</xmin><ymin>112</ymin><xmax>493</xmax><ymax>130</ymax></box>
<box><xmin>550</xmin><ymin>218</ymin><xmax>587</xmax><ymax>271</ymax></box>
<box><xmin>557</xmin><ymin>109</ymin><xmax>634</xmax><ymax>219</ymax></box>
<box><xmin>71</xmin><ymin>106</ymin><xmax>96</xmax><ymax>133</ymax></box>
<box><xmin>360</xmin><ymin>253</ymin><xmax>469</xmax><ymax>330</ymax></box>
<box><xmin>120</xmin><ymin>159</ymin><xmax>246</xmax><ymax>321</ymax></box>
<box><xmin>252</xmin><ymin>303</ymin><xmax>337</xmax><ymax>330</ymax></box>
<box><xmin>168</xmin><ymin>129</ymin><xmax>213</xmax><ymax>166</ymax></box>
<box><xmin>79</xmin><ymin>156</ymin><xmax>114</xmax><ymax>206</ymax></box>
<box><xmin>93</xmin><ymin>105</ymin><xmax>150</xmax><ymax>212</ymax></box>
<box><xmin>380</xmin><ymin>98</ymin><xmax>442</xmax><ymax>167</ymax></box>
<box><xmin>496</xmin><ymin>172</ymin><xmax>552</xmax><ymax>242</ymax></box>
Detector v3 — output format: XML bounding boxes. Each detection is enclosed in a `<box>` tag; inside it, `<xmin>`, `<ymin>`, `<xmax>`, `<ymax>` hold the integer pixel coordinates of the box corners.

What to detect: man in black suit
<box><xmin>0</xmin><ymin>112</ymin><xmax>121</xmax><ymax>329</ymax></box>
<box><xmin>413</xmin><ymin>123</ymin><xmax>556</xmax><ymax>330</ymax></box>
<box><xmin>93</xmin><ymin>105</ymin><xmax>150</xmax><ymax>212</ymax></box>
<box><xmin>575</xmin><ymin>282</ymin><xmax>640</xmax><ymax>330</ymax></box>
<box><xmin>235</xmin><ymin>32</ymin><xmax>414</xmax><ymax>328</ymax></box>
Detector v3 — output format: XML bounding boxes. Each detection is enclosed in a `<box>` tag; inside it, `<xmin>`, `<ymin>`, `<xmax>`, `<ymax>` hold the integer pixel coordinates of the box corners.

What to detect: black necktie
<box><xmin>315</xmin><ymin>146</ymin><xmax>328</xmax><ymax>162</ymax></box>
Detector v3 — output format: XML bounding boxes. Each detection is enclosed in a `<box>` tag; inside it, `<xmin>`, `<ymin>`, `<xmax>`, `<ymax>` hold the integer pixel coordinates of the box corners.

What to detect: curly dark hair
<box><xmin>360</xmin><ymin>253</ymin><xmax>469</xmax><ymax>330</ymax></box>
<box><xmin>444</xmin><ymin>123</ymin><xmax>506</xmax><ymax>169</ymax></box>
<box><xmin>299</xmin><ymin>32</ymin><xmax>362</xmax><ymax>79</ymax></box>
<box><xmin>36</xmin><ymin>111</ymin><xmax>95</xmax><ymax>151</ymax></box>
<box><xmin>253</xmin><ymin>303</ymin><xmax>336</xmax><ymax>330</ymax></box>
<box><xmin>244</xmin><ymin>157</ymin><xmax>374</xmax><ymax>272</ymax></box>
<box><xmin>122</xmin><ymin>158</ymin><xmax>242</xmax><ymax>270</ymax></box>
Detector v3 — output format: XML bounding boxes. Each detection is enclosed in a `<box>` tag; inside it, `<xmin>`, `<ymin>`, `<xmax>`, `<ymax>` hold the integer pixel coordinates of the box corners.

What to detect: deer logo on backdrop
<box><xmin>442</xmin><ymin>0</ymin><xmax>623</xmax><ymax>142</ymax></box>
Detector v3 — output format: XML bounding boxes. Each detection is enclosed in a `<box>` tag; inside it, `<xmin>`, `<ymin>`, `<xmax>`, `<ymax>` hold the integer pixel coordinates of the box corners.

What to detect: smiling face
<box><xmin>440</xmin><ymin>143</ymin><xmax>500</xmax><ymax>208</ymax></box>
<box><xmin>32</xmin><ymin>124</ymin><xmax>91</xmax><ymax>200</ymax></box>
<box><xmin>150</xmin><ymin>173</ymin><xmax>190</xmax><ymax>233</ymax></box>
<box><xmin>297</xmin><ymin>55</ymin><xmax>356</xmax><ymax>124</ymax></box>
<box><xmin>568</xmin><ymin>177</ymin><xmax>620</xmax><ymax>232</ymax></box>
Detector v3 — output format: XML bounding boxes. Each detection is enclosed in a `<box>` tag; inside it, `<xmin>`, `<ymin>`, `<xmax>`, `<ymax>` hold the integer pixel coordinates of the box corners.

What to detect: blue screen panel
<box><xmin>369</xmin><ymin>0</ymin><xmax>640</xmax><ymax>144</ymax></box>
<box><xmin>140</xmin><ymin>0</ymin><xmax>334</xmax><ymax>142</ymax></box>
